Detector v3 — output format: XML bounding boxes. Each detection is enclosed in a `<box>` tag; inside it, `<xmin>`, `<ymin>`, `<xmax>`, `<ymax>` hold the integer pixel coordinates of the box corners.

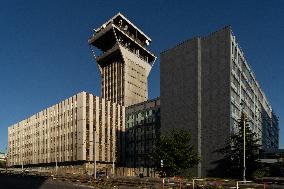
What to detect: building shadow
<box><xmin>206</xmin><ymin>146</ymin><xmax>232</xmax><ymax>178</ymax></box>
<box><xmin>0</xmin><ymin>173</ymin><xmax>48</xmax><ymax>189</ymax></box>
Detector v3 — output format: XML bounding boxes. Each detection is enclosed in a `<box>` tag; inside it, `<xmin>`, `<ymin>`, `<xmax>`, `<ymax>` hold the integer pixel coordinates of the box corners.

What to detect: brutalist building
<box><xmin>125</xmin><ymin>98</ymin><xmax>160</xmax><ymax>177</ymax></box>
<box><xmin>160</xmin><ymin>26</ymin><xmax>279</xmax><ymax>177</ymax></box>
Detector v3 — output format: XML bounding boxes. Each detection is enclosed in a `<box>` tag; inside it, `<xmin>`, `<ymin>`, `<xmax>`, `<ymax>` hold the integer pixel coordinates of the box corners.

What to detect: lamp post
<box><xmin>243</xmin><ymin>112</ymin><xmax>246</xmax><ymax>181</ymax></box>
<box><xmin>54</xmin><ymin>124</ymin><xmax>61</xmax><ymax>176</ymax></box>
<box><xmin>55</xmin><ymin>148</ymin><xmax>58</xmax><ymax>175</ymax></box>
<box><xmin>5</xmin><ymin>146</ymin><xmax>8</xmax><ymax>173</ymax></box>
<box><xmin>55</xmin><ymin>126</ymin><xmax>58</xmax><ymax>176</ymax></box>
<box><xmin>21</xmin><ymin>128</ymin><xmax>24</xmax><ymax>172</ymax></box>
<box><xmin>240</xmin><ymin>102</ymin><xmax>246</xmax><ymax>181</ymax></box>
<box><xmin>93</xmin><ymin>128</ymin><xmax>96</xmax><ymax>180</ymax></box>
<box><xmin>112</xmin><ymin>149</ymin><xmax>115</xmax><ymax>175</ymax></box>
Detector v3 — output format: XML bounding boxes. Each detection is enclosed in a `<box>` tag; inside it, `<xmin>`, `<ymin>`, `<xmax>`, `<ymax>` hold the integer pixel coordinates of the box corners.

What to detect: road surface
<box><xmin>0</xmin><ymin>174</ymin><xmax>94</xmax><ymax>189</ymax></box>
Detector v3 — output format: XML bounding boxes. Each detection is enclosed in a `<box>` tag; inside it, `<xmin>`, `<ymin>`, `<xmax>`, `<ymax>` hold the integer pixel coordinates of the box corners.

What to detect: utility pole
<box><xmin>21</xmin><ymin>128</ymin><xmax>24</xmax><ymax>172</ymax></box>
<box><xmin>55</xmin><ymin>149</ymin><xmax>58</xmax><ymax>175</ymax></box>
<box><xmin>240</xmin><ymin>102</ymin><xmax>246</xmax><ymax>181</ymax></box>
<box><xmin>93</xmin><ymin>127</ymin><xmax>96</xmax><ymax>180</ymax></box>
<box><xmin>243</xmin><ymin>112</ymin><xmax>246</xmax><ymax>181</ymax></box>
<box><xmin>55</xmin><ymin>126</ymin><xmax>58</xmax><ymax>175</ymax></box>
<box><xmin>112</xmin><ymin>132</ymin><xmax>115</xmax><ymax>176</ymax></box>
<box><xmin>5</xmin><ymin>146</ymin><xmax>8</xmax><ymax>173</ymax></box>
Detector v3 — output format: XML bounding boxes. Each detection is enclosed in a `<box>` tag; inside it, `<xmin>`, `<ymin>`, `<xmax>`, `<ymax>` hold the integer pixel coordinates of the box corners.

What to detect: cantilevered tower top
<box><xmin>93</xmin><ymin>12</ymin><xmax>152</xmax><ymax>42</ymax></box>
<box><xmin>88</xmin><ymin>13</ymin><xmax>156</xmax><ymax>107</ymax></box>
<box><xmin>88</xmin><ymin>12</ymin><xmax>156</xmax><ymax>65</ymax></box>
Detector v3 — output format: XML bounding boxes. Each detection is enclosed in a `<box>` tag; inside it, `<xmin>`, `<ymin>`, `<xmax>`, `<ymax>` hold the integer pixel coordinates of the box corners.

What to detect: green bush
<box><xmin>0</xmin><ymin>161</ymin><xmax>5</xmax><ymax>168</ymax></box>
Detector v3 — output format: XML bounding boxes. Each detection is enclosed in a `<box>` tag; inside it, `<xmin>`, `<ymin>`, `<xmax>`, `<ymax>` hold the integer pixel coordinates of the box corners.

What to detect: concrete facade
<box><xmin>8</xmin><ymin>92</ymin><xmax>125</xmax><ymax>174</ymax></box>
<box><xmin>88</xmin><ymin>13</ymin><xmax>156</xmax><ymax>107</ymax></box>
<box><xmin>161</xmin><ymin>26</ymin><xmax>279</xmax><ymax>177</ymax></box>
<box><xmin>7</xmin><ymin>13</ymin><xmax>157</xmax><ymax>176</ymax></box>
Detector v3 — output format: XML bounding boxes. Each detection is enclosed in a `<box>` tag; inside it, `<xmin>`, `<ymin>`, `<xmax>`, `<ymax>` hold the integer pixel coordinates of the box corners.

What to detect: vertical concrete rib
<box><xmin>197</xmin><ymin>38</ymin><xmax>202</xmax><ymax>177</ymax></box>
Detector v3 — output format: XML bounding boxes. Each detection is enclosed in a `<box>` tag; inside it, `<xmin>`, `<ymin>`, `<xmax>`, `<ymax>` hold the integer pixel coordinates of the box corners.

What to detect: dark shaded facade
<box><xmin>261</xmin><ymin>111</ymin><xmax>279</xmax><ymax>150</ymax></box>
<box><xmin>161</xmin><ymin>26</ymin><xmax>279</xmax><ymax>177</ymax></box>
<box><xmin>125</xmin><ymin>98</ymin><xmax>160</xmax><ymax>177</ymax></box>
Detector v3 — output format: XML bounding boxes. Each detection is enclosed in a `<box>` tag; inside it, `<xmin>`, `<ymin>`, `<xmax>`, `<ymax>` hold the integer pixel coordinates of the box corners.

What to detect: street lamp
<box><xmin>240</xmin><ymin>102</ymin><xmax>247</xmax><ymax>181</ymax></box>
<box><xmin>93</xmin><ymin>128</ymin><xmax>97</xmax><ymax>180</ymax></box>
<box><xmin>5</xmin><ymin>146</ymin><xmax>8</xmax><ymax>173</ymax></box>
<box><xmin>242</xmin><ymin>112</ymin><xmax>246</xmax><ymax>181</ymax></box>
<box><xmin>239</xmin><ymin>102</ymin><xmax>253</xmax><ymax>181</ymax></box>
<box><xmin>21</xmin><ymin>129</ymin><xmax>24</xmax><ymax>172</ymax></box>
<box><xmin>55</xmin><ymin>126</ymin><xmax>59</xmax><ymax>176</ymax></box>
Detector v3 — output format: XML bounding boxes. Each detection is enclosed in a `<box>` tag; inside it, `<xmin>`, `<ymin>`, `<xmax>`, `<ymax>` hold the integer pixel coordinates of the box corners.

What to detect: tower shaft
<box><xmin>89</xmin><ymin>13</ymin><xmax>156</xmax><ymax>107</ymax></box>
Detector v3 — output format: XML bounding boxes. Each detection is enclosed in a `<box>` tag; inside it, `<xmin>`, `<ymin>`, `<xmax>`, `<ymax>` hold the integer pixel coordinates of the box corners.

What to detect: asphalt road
<box><xmin>2</xmin><ymin>170</ymin><xmax>284</xmax><ymax>189</ymax></box>
<box><xmin>0</xmin><ymin>174</ymin><xmax>94</xmax><ymax>189</ymax></box>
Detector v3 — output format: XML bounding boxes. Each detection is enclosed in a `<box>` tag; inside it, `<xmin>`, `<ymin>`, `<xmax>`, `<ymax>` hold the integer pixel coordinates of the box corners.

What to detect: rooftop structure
<box><xmin>88</xmin><ymin>13</ymin><xmax>156</xmax><ymax>107</ymax></box>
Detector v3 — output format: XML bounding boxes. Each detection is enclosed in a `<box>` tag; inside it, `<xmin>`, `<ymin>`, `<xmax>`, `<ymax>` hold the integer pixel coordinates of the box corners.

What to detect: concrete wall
<box><xmin>7</xmin><ymin>92</ymin><xmax>125</xmax><ymax>171</ymax></box>
<box><xmin>160</xmin><ymin>26</ymin><xmax>279</xmax><ymax>177</ymax></box>
<box><xmin>121</xmin><ymin>45</ymin><xmax>151</xmax><ymax>107</ymax></box>
<box><xmin>200</xmin><ymin>27</ymin><xmax>231</xmax><ymax>176</ymax></box>
<box><xmin>160</xmin><ymin>27</ymin><xmax>232</xmax><ymax>177</ymax></box>
<box><xmin>8</xmin><ymin>93</ymin><xmax>82</xmax><ymax>166</ymax></box>
<box><xmin>161</xmin><ymin>38</ymin><xmax>200</xmax><ymax>176</ymax></box>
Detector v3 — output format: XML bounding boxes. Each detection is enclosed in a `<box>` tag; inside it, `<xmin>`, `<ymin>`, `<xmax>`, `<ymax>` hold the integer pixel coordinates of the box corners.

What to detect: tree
<box><xmin>151</xmin><ymin>128</ymin><xmax>199</xmax><ymax>177</ymax></box>
<box><xmin>0</xmin><ymin>161</ymin><xmax>4</xmax><ymax>168</ymax></box>
<box><xmin>221</xmin><ymin>113</ymin><xmax>261</xmax><ymax>179</ymax></box>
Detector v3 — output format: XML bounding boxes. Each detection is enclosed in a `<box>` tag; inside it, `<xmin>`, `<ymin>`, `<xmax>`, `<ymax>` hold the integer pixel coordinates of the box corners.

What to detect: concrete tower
<box><xmin>88</xmin><ymin>13</ymin><xmax>156</xmax><ymax>107</ymax></box>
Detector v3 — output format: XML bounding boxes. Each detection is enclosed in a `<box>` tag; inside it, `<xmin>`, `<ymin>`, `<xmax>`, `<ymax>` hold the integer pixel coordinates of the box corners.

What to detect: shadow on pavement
<box><xmin>0</xmin><ymin>173</ymin><xmax>47</xmax><ymax>189</ymax></box>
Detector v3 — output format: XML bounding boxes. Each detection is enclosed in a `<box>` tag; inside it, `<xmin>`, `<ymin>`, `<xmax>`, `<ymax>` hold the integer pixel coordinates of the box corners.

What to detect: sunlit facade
<box><xmin>8</xmin><ymin>92</ymin><xmax>125</xmax><ymax>173</ymax></box>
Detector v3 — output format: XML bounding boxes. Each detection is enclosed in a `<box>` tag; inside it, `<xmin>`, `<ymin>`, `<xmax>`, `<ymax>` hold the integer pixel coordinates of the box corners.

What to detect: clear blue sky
<box><xmin>0</xmin><ymin>0</ymin><xmax>283</xmax><ymax>152</ymax></box>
